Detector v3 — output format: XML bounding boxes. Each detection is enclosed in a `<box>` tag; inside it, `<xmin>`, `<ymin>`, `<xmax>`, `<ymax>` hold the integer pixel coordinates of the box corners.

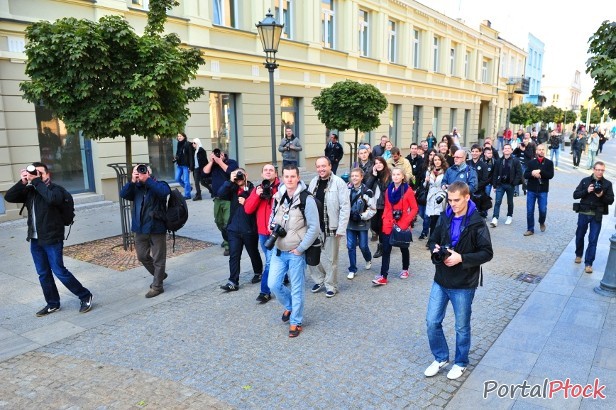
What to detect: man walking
<box><xmin>268</xmin><ymin>165</ymin><xmax>320</xmax><ymax>337</ymax></box>
<box><xmin>523</xmin><ymin>144</ymin><xmax>555</xmax><ymax>236</ymax></box>
<box><xmin>174</xmin><ymin>132</ymin><xmax>193</xmax><ymax>199</ymax></box>
<box><xmin>573</xmin><ymin>161</ymin><xmax>614</xmax><ymax>273</ymax></box>
<box><xmin>120</xmin><ymin>164</ymin><xmax>171</xmax><ymax>298</ymax></box>
<box><xmin>548</xmin><ymin>130</ymin><xmax>561</xmax><ymax>168</ymax></box>
<box><xmin>441</xmin><ymin>149</ymin><xmax>478</xmax><ymax>194</ymax></box>
<box><xmin>425</xmin><ymin>181</ymin><xmax>493</xmax><ymax>379</ymax></box>
<box><xmin>5</xmin><ymin>162</ymin><xmax>94</xmax><ymax>316</ymax></box>
<box><xmin>324</xmin><ymin>133</ymin><xmax>344</xmax><ymax>174</ymax></box>
<box><xmin>308</xmin><ymin>157</ymin><xmax>350</xmax><ymax>298</ymax></box>
<box><xmin>571</xmin><ymin>132</ymin><xmax>585</xmax><ymax>169</ymax></box>
<box><xmin>278</xmin><ymin>127</ymin><xmax>302</xmax><ymax>168</ymax></box>
<box><xmin>490</xmin><ymin>144</ymin><xmax>522</xmax><ymax>227</ymax></box>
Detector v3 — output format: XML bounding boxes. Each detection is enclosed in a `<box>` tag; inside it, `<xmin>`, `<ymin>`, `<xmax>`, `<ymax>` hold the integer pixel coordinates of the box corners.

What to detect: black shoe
<box><xmin>418</xmin><ymin>233</ymin><xmax>427</xmax><ymax>240</ymax></box>
<box><xmin>36</xmin><ymin>305</ymin><xmax>60</xmax><ymax>317</ymax></box>
<box><xmin>251</xmin><ymin>274</ymin><xmax>262</xmax><ymax>284</ymax></box>
<box><xmin>311</xmin><ymin>283</ymin><xmax>324</xmax><ymax>293</ymax></box>
<box><xmin>256</xmin><ymin>293</ymin><xmax>271</xmax><ymax>304</ymax></box>
<box><xmin>220</xmin><ymin>281</ymin><xmax>238</xmax><ymax>291</ymax></box>
<box><xmin>223</xmin><ymin>249</ymin><xmax>230</xmax><ymax>256</ymax></box>
<box><xmin>281</xmin><ymin>310</ymin><xmax>291</xmax><ymax>322</ymax></box>
<box><xmin>192</xmin><ymin>195</ymin><xmax>202</xmax><ymax>201</ymax></box>
<box><xmin>79</xmin><ymin>295</ymin><xmax>93</xmax><ymax>313</ymax></box>
<box><xmin>373</xmin><ymin>244</ymin><xmax>383</xmax><ymax>258</ymax></box>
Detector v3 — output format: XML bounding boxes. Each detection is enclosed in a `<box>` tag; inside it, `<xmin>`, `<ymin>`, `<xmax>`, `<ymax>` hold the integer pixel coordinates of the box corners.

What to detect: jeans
<box><xmin>549</xmin><ymin>148</ymin><xmax>559</xmax><ymax>167</ymax></box>
<box><xmin>484</xmin><ymin>184</ymin><xmax>492</xmax><ymax>197</ymax></box>
<box><xmin>426</xmin><ymin>282</ymin><xmax>476</xmax><ymax>367</ymax></box>
<box><xmin>175</xmin><ymin>165</ymin><xmax>191</xmax><ymax>198</ymax></box>
<box><xmin>258</xmin><ymin>234</ymin><xmax>273</xmax><ymax>295</ymax></box>
<box><xmin>134</xmin><ymin>233</ymin><xmax>167</xmax><ymax>291</ymax></box>
<box><xmin>492</xmin><ymin>184</ymin><xmax>514</xmax><ymax>219</ymax></box>
<box><xmin>346</xmin><ymin>229</ymin><xmax>372</xmax><ymax>273</ymax></box>
<box><xmin>282</xmin><ymin>160</ymin><xmax>298</xmax><ymax>168</ymax></box>
<box><xmin>228</xmin><ymin>231</ymin><xmax>263</xmax><ymax>286</ymax></box>
<box><xmin>418</xmin><ymin>205</ymin><xmax>430</xmax><ymax>235</ymax></box>
<box><xmin>379</xmin><ymin>233</ymin><xmax>409</xmax><ymax>278</ymax></box>
<box><xmin>575</xmin><ymin>213</ymin><xmax>602</xmax><ymax>267</ymax></box>
<box><xmin>515</xmin><ymin>164</ymin><xmax>527</xmax><ymax>195</ymax></box>
<box><xmin>526</xmin><ymin>190</ymin><xmax>548</xmax><ymax>232</ymax></box>
<box><xmin>193</xmin><ymin>168</ymin><xmax>203</xmax><ymax>197</ymax></box>
<box><xmin>213</xmin><ymin>198</ymin><xmax>230</xmax><ymax>249</ymax></box>
<box><xmin>572</xmin><ymin>150</ymin><xmax>582</xmax><ymax>167</ymax></box>
<box><xmin>587</xmin><ymin>150</ymin><xmax>597</xmax><ymax>169</ymax></box>
<box><xmin>268</xmin><ymin>249</ymin><xmax>306</xmax><ymax>326</ymax></box>
<box><xmin>30</xmin><ymin>239</ymin><xmax>91</xmax><ymax>307</ymax></box>
<box><xmin>496</xmin><ymin>136</ymin><xmax>504</xmax><ymax>151</ymax></box>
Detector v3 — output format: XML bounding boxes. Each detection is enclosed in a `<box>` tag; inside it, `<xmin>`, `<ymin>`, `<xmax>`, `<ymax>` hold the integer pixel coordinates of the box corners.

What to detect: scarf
<box><xmin>387</xmin><ymin>182</ymin><xmax>407</xmax><ymax>205</ymax></box>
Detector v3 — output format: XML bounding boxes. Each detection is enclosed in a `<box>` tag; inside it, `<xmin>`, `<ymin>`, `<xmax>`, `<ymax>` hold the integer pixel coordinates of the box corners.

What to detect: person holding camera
<box><xmin>244</xmin><ymin>164</ymin><xmax>280</xmax><ymax>303</ymax></box>
<box><xmin>573</xmin><ymin>161</ymin><xmax>614</xmax><ymax>274</ymax></box>
<box><xmin>346</xmin><ymin>168</ymin><xmax>377</xmax><ymax>279</ymax></box>
<box><xmin>217</xmin><ymin>169</ymin><xmax>263</xmax><ymax>291</ymax></box>
<box><xmin>425</xmin><ymin>181</ymin><xmax>493</xmax><ymax>380</ymax></box>
<box><xmin>203</xmin><ymin>149</ymin><xmax>239</xmax><ymax>256</ymax></box>
<box><xmin>278</xmin><ymin>127</ymin><xmax>303</xmax><ymax>168</ymax></box>
<box><xmin>190</xmin><ymin>138</ymin><xmax>208</xmax><ymax>201</ymax></box>
<box><xmin>268</xmin><ymin>165</ymin><xmax>321</xmax><ymax>338</ymax></box>
<box><xmin>425</xmin><ymin>153</ymin><xmax>449</xmax><ymax>238</ymax></box>
<box><xmin>523</xmin><ymin>144</ymin><xmax>554</xmax><ymax>236</ymax></box>
<box><xmin>364</xmin><ymin>157</ymin><xmax>392</xmax><ymax>258</ymax></box>
<box><xmin>120</xmin><ymin>164</ymin><xmax>171</xmax><ymax>298</ymax></box>
<box><xmin>174</xmin><ymin>133</ymin><xmax>193</xmax><ymax>199</ymax></box>
<box><xmin>5</xmin><ymin>162</ymin><xmax>94</xmax><ymax>316</ymax></box>
<box><xmin>490</xmin><ymin>144</ymin><xmax>522</xmax><ymax>228</ymax></box>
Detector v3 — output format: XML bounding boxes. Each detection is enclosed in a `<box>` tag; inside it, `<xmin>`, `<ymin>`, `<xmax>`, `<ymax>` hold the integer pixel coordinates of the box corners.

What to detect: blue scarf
<box><xmin>387</xmin><ymin>182</ymin><xmax>407</xmax><ymax>205</ymax></box>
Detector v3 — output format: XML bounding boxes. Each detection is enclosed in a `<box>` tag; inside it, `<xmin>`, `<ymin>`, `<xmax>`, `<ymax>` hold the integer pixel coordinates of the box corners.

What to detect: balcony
<box><xmin>526</xmin><ymin>94</ymin><xmax>547</xmax><ymax>107</ymax></box>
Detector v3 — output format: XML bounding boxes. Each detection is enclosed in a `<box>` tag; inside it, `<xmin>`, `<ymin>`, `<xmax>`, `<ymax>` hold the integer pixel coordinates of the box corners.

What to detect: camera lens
<box><xmin>137</xmin><ymin>164</ymin><xmax>148</xmax><ymax>174</ymax></box>
<box><xmin>26</xmin><ymin>165</ymin><xmax>39</xmax><ymax>176</ymax></box>
<box><xmin>213</xmin><ymin>148</ymin><xmax>221</xmax><ymax>158</ymax></box>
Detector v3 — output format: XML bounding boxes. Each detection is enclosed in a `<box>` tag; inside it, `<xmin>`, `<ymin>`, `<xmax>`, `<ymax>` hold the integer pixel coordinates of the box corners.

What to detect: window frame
<box><xmin>358</xmin><ymin>9</ymin><xmax>369</xmax><ymax>57</ymax></box>
<box><xmin>321</xmin><ymin>0</ymin><xmax>335</xmax><ymax>49</ymax></box>
<box><xmin>213</xmin><ymin>0</ymin><xmax>238</xmax><ymax>29</ymax></box>
<box><xmin>412</xmin><ymin>29</ymin><xmax>421</xmax><ymax>69</ymax></box>
<box><xmin>433</xmin><ymin>36</ymin><xmax>440</xmax><ymax>72</ymax></box>
<box><xmin>388</xmin><ymin>19</ymin><xmax>397</xmax><ymax>63</ymax></box>
<box><xmin>275</xmin><ymin>0</ymin><xmax>294</xmax><ymax>40</ymax></box>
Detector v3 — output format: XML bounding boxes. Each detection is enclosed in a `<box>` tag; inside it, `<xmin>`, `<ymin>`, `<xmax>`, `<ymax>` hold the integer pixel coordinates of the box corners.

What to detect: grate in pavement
<box><xmin>64</xmin><ymin>234</ymin><xmax>214</xmax><ymax>271</ymax></box>
<box><xmin>515</xmin><ymin>272</ymin><xmax>542</xmax><ymax>284</ymax></box>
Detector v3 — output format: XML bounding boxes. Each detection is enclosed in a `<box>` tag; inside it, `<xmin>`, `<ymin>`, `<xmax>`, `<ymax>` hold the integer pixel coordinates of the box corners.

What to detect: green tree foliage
<box><xmin>312</xmin><ymin>80</ymin><xmax>388</xmax><ymax>155</ymax></box>
<box><xmin>510</xmin><ymin>103</ymin><xmax>540</xmax><ymax>126</ymax></box>
<box><xmin>541</xmin><ymin>105</ymin><xmax>563</xmax><ymax>124</ymax></box>
<box><xmin>586</xmin><ymin>20</ymin><xmax>616</xmax><ymax>119</ymax></box>
<box><xmin>562</xmin><ymin>110</ymin><xmax>577</xmax><ymax>125</ymax></box>
<box><xmin>20</xmin><ymin>0</ymin><xmax>205</xmax><ymax>165</ymax></box>
<box><xmin>580</xmin><ymin>106</ymin><xmax>603</xmax><ymax>124</ymax></box>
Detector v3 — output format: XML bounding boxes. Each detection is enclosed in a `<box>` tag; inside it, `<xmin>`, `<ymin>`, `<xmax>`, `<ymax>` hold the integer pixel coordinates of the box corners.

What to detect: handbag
<box><xmin>415</xmin><ymin>184</ymin><xmax>428</xmax><ymax>206</ymax></box>
<box><xmin>389</xmin><ymin>223</ymin><xmax>413</xmax><ymax>248</ymax></box>
<box><xmin>305</xmin><ymin>238</ymin><xmax>322</xmax><ymax>266</ymax></box>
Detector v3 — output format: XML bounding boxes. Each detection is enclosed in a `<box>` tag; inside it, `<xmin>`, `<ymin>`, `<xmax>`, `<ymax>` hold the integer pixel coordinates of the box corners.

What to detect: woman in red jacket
<box><xmin>372</xmin><ymin>167</ymin><xmax>418</xmax><ymax>285</ymax></box>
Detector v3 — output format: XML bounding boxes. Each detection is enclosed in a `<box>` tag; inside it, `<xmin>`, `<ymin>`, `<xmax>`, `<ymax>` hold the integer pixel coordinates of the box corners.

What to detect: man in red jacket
<box><xmin>244</xmin><ymin>164</ymin><xmax>280</xmax><ymax>303</ymax></box>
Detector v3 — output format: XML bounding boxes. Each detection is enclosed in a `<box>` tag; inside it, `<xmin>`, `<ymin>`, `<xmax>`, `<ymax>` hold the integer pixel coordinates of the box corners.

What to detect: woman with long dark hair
<box><xmin>426</xmin><ymin>153</ymin><xmax>449</xmax><ymax>236</ymax></box>
<box><xmin>365</xmin><ymin>156</ymin><xmax>391</xmax><ymax>259</ymax></box>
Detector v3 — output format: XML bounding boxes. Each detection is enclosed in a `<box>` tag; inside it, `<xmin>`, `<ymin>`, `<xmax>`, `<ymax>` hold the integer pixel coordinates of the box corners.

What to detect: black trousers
<box><xmin>228</xmin><ymin>231</ymin><xmax>263</xmax><ymax>285</ymax></box>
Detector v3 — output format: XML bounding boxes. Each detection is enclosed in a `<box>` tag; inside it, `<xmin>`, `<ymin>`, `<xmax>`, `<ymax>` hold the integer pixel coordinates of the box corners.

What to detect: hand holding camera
<box><xmin>132</xmin><ymin>164</ymin><xmax>149</xmax><ymax>183</ymax></box>
<box><xmin>25</xmin><ymin>165</ymin><xmax>41</xmax><ymax>184</ymax></box>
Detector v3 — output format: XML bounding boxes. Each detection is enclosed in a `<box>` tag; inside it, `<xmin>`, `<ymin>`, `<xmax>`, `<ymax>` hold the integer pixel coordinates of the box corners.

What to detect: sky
<box><xmin>419</xmin><ymin>0</ymin><xmax>616</xmax><ymax>101</ymax></box>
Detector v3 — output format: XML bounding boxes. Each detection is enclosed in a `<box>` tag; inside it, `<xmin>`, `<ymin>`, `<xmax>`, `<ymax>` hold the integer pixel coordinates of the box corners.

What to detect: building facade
<box><xmin>523</xmin><ymin>33</ymin><xmax>545</xmax><ymax>106</ymax></box>
<box><xmin>0</xmin><ymin>0</ymin><xmax>527</xmax><ymax>221</ymax></box>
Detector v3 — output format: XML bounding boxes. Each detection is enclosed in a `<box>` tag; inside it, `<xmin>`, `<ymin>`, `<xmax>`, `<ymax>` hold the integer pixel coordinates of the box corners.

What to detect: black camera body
<box><xmin>435</xmin><ymin>191</ymin><xmax>447</xmax><ymax>205</ymax></box>
<box><xmin>392</xmin><ymin>210</ymin><xmax>403</xmax><ymax>221</ymax></box>
<box><xmin>593</xmin><ymin>180</ymin><xmax>603</xmax><ymax>194</ymax></box>
<box><xmin>213</xmin><ymin>148</ymin><xmax>221</xmax><ymax>158</ymax></box>
<box><xmin>431</xmin><ymin>246</ymin><xmax>451</xmax><ymax>265</ymax></box>
<box><xmin>136</xmin><ymin>164</ymin><xmax>149</xmax><ymax>175</ymax></box>
<box><xmin>234</xmin><ymin>171</ymin><xmax>245</xmax><ymax>182</ymax></box>
<box><xmin>26</xmin><ymin>165</ymin><xmax>39</xmax><ymax>176</ymax></box>
<box><xmin>264</xmin><ymin>224</ymin><xmax>287</xmax><ymax>250</ymax></box>
<box><xmin>260</xmin><ymin>179</ymin><xmax>273</xmax><ymax>200</ymax></box>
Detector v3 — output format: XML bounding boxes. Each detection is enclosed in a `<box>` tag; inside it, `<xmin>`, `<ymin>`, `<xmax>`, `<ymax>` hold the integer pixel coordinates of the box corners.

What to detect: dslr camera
<box><xmin>26</xmin><ymin>165</ymin><xmax>39</xmax><ymax>176</ymax></box>
<box><xmin>264</xmin><ymin>223</ymin><xmax>287</xmax><ymax>250</ymax></box>
<box><xmin>431</xmin><ymin>246</ymin><xmax>451</xmax><ymax>265</ymax></box>
<box><xmin>136</xmin><ymin>164</ymin><xmax>149</xmax><ymax>175</ymax></box>
<box><xmin>260</xmin><ymin>179</ymin><xmax>273</xmax><ymax>200</ymax></box>
<box><xmin>593</xmin><ymin>180</ymin><xmax>603</xmax><ymax>195</ymax></box>
<box><xmin>213</xmin><ymin>148</ymin><xmax>222</xmax><ymax>158</ymax></box>
<box><xmin>435</xmin><ymin>191</ymin><xmax>447</xmax><ymax>205</ymax></box>
<box><xmin>234</xmin><ymin>171</ymin><xmax>245</xmax><ymax>182</ymax></box>
<box><xmin>392</xmin><ymin>210</ymin><xmax>403</xmax><ymax>221</ymax></box>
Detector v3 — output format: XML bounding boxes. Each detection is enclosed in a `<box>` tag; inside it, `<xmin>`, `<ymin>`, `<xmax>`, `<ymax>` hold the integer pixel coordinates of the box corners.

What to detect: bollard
<box><xmin>594</xmin><ymin>232</ymin><xmax>616</xmax><ymax>297</ymax></box>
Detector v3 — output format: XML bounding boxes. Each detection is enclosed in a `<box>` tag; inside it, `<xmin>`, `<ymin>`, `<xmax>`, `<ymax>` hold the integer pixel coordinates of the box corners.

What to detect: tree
<box><xmin>541</xmin><ymin>105</ymin><xmax>563</xmax><ymax>124</ymax></box>
<box><xmin>19</xmin><ymin>0</ymin><xmax>205</xmax><ymax>166</ymax></box>
<box><xmin>509</xmin><ymin>103</ymin><xmax>540</xmax><ymax>126</ymax></box>
<box><xmin>580</xmin><ymin>106</ymin><xmax>603</xmax><ymax>124</ymax></box>
<box><xmin>562</xmin><ymin>109</ymin><xmax>577</xmax><ymax>125</ymax></box>
<box><xmin>312</xmin><ymin>80</ymin><xmax>388</xmax><ymax>163</ymax></box>
<box><xmin>586</xmin><ymin>20</ymin><xmax>616</xmax><ymax>119</ymax></box>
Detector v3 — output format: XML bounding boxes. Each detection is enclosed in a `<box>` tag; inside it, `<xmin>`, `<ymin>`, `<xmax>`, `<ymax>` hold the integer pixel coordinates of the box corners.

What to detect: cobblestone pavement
<box><xmin>1</xmin><ymin>144</ymin><xmax>615</xmax><ymax>408</ymax></box>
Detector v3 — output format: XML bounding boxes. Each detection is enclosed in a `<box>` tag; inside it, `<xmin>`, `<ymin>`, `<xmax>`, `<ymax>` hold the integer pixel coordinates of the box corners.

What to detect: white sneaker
<box><xmin>447</xmin><ymin>364</ymin><xmax>466</xmax><ymax>380</ymax></box>
<box><xmin>365</xmin><ymin>261</ymin><xmax>372</xmax><ymax>270</ymax></box>
<box><xmin>424</xmin><ymin>360</ymin><xmax>449</xmax><ymax>377</ymax></box>
<box><xmin>347</xmin><ymin>271</ymin><xmax>355</xmax><ymax>280</ymax></box>
<box><xmin>505</xmin><ymin>216</ymin><xmax>513</xmax><ymax>225</ymax></box>
<box><xmin>490</xmin><ymin>217</ymin><xmax>498</xmax><ymax>227</ymax></box>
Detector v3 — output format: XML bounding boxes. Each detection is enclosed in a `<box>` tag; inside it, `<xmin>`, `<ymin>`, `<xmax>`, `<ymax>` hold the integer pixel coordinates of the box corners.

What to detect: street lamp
<box><xmin>505</xmin><ymin>79</ymin><xmax>517</xmax><ymax>132</ymax></box>
<box><xmin>256</xmin><ymin>10</ymin><xmax>284</xmax><ymax>171</ymax></box>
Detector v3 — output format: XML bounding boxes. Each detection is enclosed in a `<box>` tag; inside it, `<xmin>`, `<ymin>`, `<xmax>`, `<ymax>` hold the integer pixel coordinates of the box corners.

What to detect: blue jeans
<box><xmin>485</xmin><ymin>184</ymin><xmax>492</xmax><ymax>197</ymax></box>
<box><xmin>492</xmin><ymin>184</ymin><xmax>514</xmax><ymax>219</ymax></box>
<box><xmin>515</xmin><ymin>164</ymin><xmax>527</xmax><ymax>195</ymax></box>
<box><xmin>550</xmin><ymin>148</ymin><xmax>559</xmax><ymax>167</ymax></box>
<box><xmin>175</xmin><ymin>165</ymin><xmax>191</xmax><ymax>198</ymax></box>
<box><xmin>575</xmin><ymin>213</ymin><xmax>602</xmax><ymax>267</ymax></box>
<box><xmin>268</xmin><ymin>249</ymin><xmax>306</xmax><ymax>326</ymax></box>
<box><xmin>346</xmin><ymin>229</ymin><xmax>372</xmax><ymax>273</ymax></box>
<box><xmin>30</xmin><ymin>239</ymin><xmax>91</xmax><ymax>308</ymax></box>
<box><xmin>496</xmin><ymin>136</ymin><xmax>504</xmax><ymax>151</ymax></box>
<box><xmin>418</xmin><ymin>205</ymin><xmax>430</xmax><ymax>235</ymax></box>
<box><xmin>259</xmin><ymin>234</ymin><xmax>273</xmax><ymax>295</ymax></box>
<box><xmin>587</xmin><ymin>150</ymin><xmax>597</xmax><ymax>169</ymax></box>
<box><xmin>526</xmin><ymin>190</ymin><xmax>548</xmax><ymax>232</ymax></box>
<box><xmin>426</xmin><ymin>282</ymin><xmax>476</xmax><ymax>367</ymax></box>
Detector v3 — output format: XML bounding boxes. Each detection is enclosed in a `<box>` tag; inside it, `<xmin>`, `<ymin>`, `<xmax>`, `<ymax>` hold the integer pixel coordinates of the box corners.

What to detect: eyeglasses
<box><xmin>594</xmin><ymin>168</ymin><xmax>605</xmax><ymax>172</ymax></box>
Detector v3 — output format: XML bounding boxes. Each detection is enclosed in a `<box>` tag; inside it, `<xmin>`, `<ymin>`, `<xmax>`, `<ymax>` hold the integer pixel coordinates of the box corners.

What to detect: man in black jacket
<box><xmin>573</xmin><ymin>161</ymin><xmax>614</xmax><ymax>273</ymax></box>
<box><xmin>5</xmin><ymin>162</ymin><xmax>93</xmax><ymax>316</ymax></box>
<box><xmin>218</xmin><ymin>168</ymin><xmax>263</xmax><ymax>291</ymax></box>
<box><xmin>523</xmin><ymin>144</ymin><xmax>555</xmax><ymax>236</ymax></box>
<box><xmin>490</xmin><ymin>144</ymin><xmax>522</xmax><ymax>228</ymax></box>
<box><xmin>324</xmin><ymin>133</ymin><xmax>344</xmax><ymax>175</ymax></box>
<box><xmin>467</xmin><ymin>144</ymin><xmax>491</xmax><ymax>217</ymax></box>
<box><xmin>425</xmin><ymin>181</ymin><xmax>493</xmax><ymax>380</ymax></box>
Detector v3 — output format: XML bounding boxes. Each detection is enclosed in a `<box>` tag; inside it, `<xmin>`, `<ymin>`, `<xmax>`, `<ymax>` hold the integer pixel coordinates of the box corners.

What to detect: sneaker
<box><xmin>311</xmin><ymin>283</ymin><xmax>324</xmax><ymax>293</ymax></box>
<box><xmin>574</xmin><ymin>256</ymin><xmax>582</xmax><ymax>264</ymax></box>
<box><xmin>372</xmin><ymin>276</ymin><xmax>388</xmax><ymax>286</ymax></box>
<box><xmin>490</xmin><ymin>217</ymin><xmax>498</xmax><ymax>227</ymax></box>
<box><xmin>399</xmin><ymin>270</ymin><xmax>409</xmax><ymax>279</ymax></box>
<box><xmin>505</xmin><ymin>216</ymin><xmax>512</xmax><ymax>225</ymax></box>
<box><xmin>540</xmin><ymin>223</ymin><xmax>546</xmax><ymax>232</ymax></box>
<box><xmin>145</xmin><ymin>288</ymin><xmax>164</xmax><ymax>298</ymax></box>
<box><xmin>347</xmin><ymin>271</ymin><xmax>356</xmax><ymax>280</ymax></box>
<box><xmin>251</xmin><ymin>274</ymin><xmax>262</xmax><ymax>284</ymax></box>
<box><xmin>365</xmin><ymin>261</ymin><xmax>372</xmax><ymax>270</ymax></box>
<box><xmin>447</xmin><ymin>364</ymin><xmax>467</xmax><ymax>380</ymax></box>
<box><xmin>585</xmin><ymin>265</ymin><xmax>593</xmax><ymax>274</ymax></box>
<box><xmin>523</xmin><ymin>230</ymin><xmax>534</xmax><ymax>236</ymax></box>
<box><xmin>326</xmin><ymin>290</ymin><xmax>336</xmax><ymax>298</ymax></box>
<box><xmin>220</xmin><ymin>282</ymin><xmax>238</xmax><ymax>291</ymax></box>
<box><xmin>424</xmin><ymin>360</ymin><xmax>448</xmax><ymax>377</ymax></box>
<box><xmin>289</xmin><ymin>324</ymin><xmax>302</xmax><ymax>338</ymax></box>
<box><xmin>256</xmin><ymin>293</ymin><xmax>271</xmax><ymax>304</ymax></box>
<box><xmin>79</xmin><ymin>295</ymin><xmax>93</xmax><ymax>313</ymax></box>
<box><xmin>418</xmin><ymin>233</ymin><xmax>427</xmax><ymax>240</ymax></box>
<box><xmin>281</xmin><ymin>310</ymin><xmax>291</xmax><ymax>323</ymax></box>
<box><xmin>35</xmin><ymin>305</ymin><xmax>60</xmax><ymax>317</ymax></box>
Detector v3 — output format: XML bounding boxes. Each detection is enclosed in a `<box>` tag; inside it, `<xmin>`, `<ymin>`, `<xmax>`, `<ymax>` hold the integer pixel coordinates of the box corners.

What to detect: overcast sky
<box><xmin>419</xmin><ymin>0</ymin><xmax>616</xmax><ymax>100</ymax></box>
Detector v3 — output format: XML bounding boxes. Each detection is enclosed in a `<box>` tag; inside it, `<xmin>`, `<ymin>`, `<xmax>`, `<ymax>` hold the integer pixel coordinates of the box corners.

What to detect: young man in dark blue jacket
<box><xmin>120</xmin><ymin>164</ymin><xmax>171</xmax><ymax>298</ymax></box>
<box><xmin>523</xmin><ymin>144</ymin><xmax>554</xmax><ymax>236</ymax></box>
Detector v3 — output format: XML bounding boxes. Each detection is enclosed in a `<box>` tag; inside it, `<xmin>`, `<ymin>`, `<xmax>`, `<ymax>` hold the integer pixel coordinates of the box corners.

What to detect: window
<box><xmin>213</xmin><ymin>0</ymin><xmax>237</xmax><ymax>28</ymax></box>
<box><xmin>412</xmin><ymin>29</ymin><xmax>421</xmax><ymax>69</ymax></box>
<box><xmin>464</xmin><ymin>109</ymin><xmax>471</xmax><ymax>140</ymax></box>
<box><xmin>358</xmin><ymin>9</ymin><xmax>369</xmax><ymax>56</ymax></box>
<box><xmin>412</xmin><ymin>105</ymin><xmax>422</xmax><ymax>143</ymax></box>
<box><xmin>450</xmin><ymin>108</ymin><xmax>457</xmax><ymax>132</ymax></box>
<box><xmin>132</xmin><ymin>0</ymin><xmax>149</xmax><ymax>9</ymax></box>
<box><xmin>321</xmin><ymin>0</ymin><xmax>335</xmax><ymax>48</ymax></box>
<box><xmin>481</xmin><ymin>60</ymin><xmax>489</xmax><ymax>83</ymax></box>
<box><xmin>209</xmin><ymin>92</ymin><xmax>238</xmax><ymax>160</ymax></box>
<box><xmin>465</xmin><ymin>51</ymin><xmax>470</xmax><ymax>78</ymax></box>
<box><xmin>433</xmin><ymin>107</ymin><xmax>441</xmax><ymax>136</ymax></box>
<box><xmin>433</xmin><ymin>36</ymin><xmax>439</xmax><ymax>72</ymax></box>
<box><xmin>449</xmin><ymin>47</ymin><xmax>456</xmax><ymax>76</ymax></box>
<box><xmin>388</xmin><ymin>20</ymin><xmax>397</xmax><ymax>63</ymax></box>
<box><xmin>510</xmin><ymin>56</ymin><xmax>515</xmax><ymax>76</ymax></box>
<box><xmin>389</xmin><ymin>104</ymin><xmax>400</xmax><ymax>146</ymax></box>
<box><xmin>275</xmin><ymin>0</ymin><xmax>293</xmax><ymax>39</ymax></box>
<box><xmin>281</xmin><ymin>96</ymin><xmax>300</xmax><ymax>151</ymax></box>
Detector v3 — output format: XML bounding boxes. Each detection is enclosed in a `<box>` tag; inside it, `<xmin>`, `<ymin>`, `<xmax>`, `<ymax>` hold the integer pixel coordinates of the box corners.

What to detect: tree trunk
<box><xmin>125</xmin><ymin>135</ymin><xmax>132</xmax><ymax>171</ymax></box>
<box><xmin>354</xmin><ymin>128</ymin><xmax>359</xmax><ymax>168</ymax></box>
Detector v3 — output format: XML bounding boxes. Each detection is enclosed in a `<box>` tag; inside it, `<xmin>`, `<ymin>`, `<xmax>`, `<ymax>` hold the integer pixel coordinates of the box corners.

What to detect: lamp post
<box><xmin>505</xmin><ymin>80</ymin><xmax>517</xmax><ymax>131</ymax></box>
<box><xmin>256</xmin><ymin>10</ymin><xmax>284</xmax><ymax>171</ymax></box>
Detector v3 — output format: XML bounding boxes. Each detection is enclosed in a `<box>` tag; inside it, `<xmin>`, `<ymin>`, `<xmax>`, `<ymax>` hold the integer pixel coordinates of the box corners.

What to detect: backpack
<box><xmin>160</xmin><ymin>181</ymin><xmax>189</xmax><ymax>252</ymax></box>
<box><xmin>349</xmin><ymin>186</ymin><xmax>370</xmax><ymax>222</ymax></box>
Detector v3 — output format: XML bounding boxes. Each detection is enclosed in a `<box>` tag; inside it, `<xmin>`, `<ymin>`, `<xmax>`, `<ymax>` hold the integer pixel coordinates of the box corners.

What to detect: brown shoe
<box><xmin>540</xmin><ymin>224</ymin><xmax>546</xmax><ymax>232</ymax></box>
<box><xmin>523</xmin><ymin>230</ymin><xmax>534</xmax><ymax>236</ymax></box>
<box><xmin>289</xmin><ymin>324</ymin><xmax>303</xmax><ymax>338</ymax></box>
<box><xmin>574</xmin><ymin>257</ymin><xmax>582</xmax><ymax>264</ymax></box>
<box><xmin>223</xmin><ymin>249</ymin><xmax>230</xmax><ymax>256</ymax></box>
<box><xmin>145</xmin><ymin>289</ymin><xmax>164</xmax><ymax>298</ymax></box>
<box><xmin>585</xmin><ymin>266</ymin><xmax>593</xmax><ymax>274</ymax></box>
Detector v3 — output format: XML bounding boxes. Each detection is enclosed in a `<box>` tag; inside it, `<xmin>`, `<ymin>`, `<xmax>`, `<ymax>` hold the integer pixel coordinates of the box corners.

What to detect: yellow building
<box><xmin>0</xmin><ymin>0</ymin><xmax>527</xmax><ymax>221</ymax></box>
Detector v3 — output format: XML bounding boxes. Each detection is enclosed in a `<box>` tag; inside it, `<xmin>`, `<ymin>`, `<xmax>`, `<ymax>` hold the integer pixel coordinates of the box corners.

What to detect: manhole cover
<box><xmin>515</xmin><ymin>273</ymin><xmax>542</xmax><ymax>284</ymax></box>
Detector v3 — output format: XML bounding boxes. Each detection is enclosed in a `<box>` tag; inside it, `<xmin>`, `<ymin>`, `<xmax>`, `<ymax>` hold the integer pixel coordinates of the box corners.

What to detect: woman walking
<box><xmin>365</xmin><ymin>157</ymin><xmax>392</xmax><ymax>259</ymax></box>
